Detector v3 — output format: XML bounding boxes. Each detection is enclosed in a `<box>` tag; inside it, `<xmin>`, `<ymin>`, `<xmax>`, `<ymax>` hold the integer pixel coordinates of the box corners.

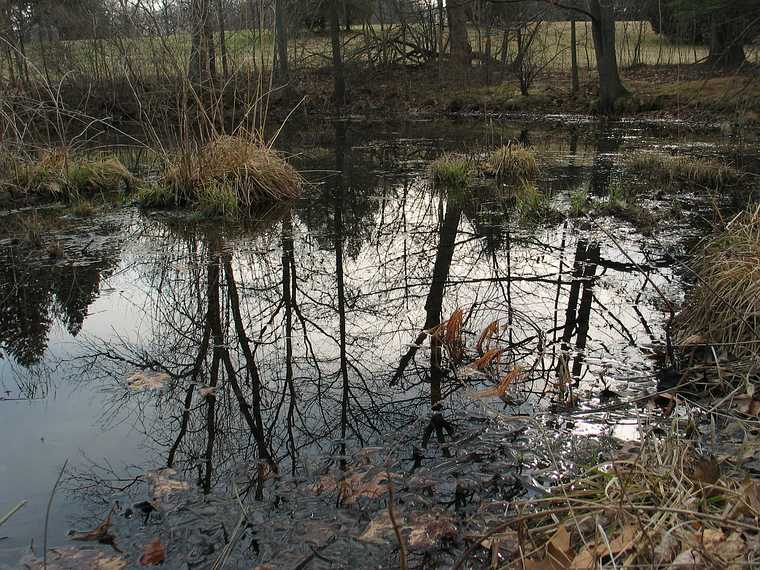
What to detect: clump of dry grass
<box><xmin>678</xmin><ymin>205</ymin><xmax>760</xmax><ymax>358</ymax></box>
<box><xmin>483</xmin><ymin>145</ymin><xmax>539</xmax><ymax>181</ymax></box>
<box><xmin>428</xmin><ymin>154</ymin><xmax>473</xmax><ymax>188</ymax></box>
<box><xmin>461</xmin><ymin>435</ymin><xmax>760</xmax><ymax>569</ymax></box>
<box><xmin>4</xmin><ymin>148</ymin><xmax>132</xmax><ymax>199</ymax></box>
<box><xmin>626</xmin><ymin>151</ymin><xmax>741</xmax><ymax>189</ymax></box>
<box><xmin>153</xmin><ymin>135</ymin><xmax>303</xmax><ymax>213</ymax></box>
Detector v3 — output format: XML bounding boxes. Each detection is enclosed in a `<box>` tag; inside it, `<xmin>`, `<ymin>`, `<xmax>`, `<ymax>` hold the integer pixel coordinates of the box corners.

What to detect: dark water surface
<box><xmin>1</xmin><ymin>119</ymin><xmax>757</xmax><ymax>568</ymax></box>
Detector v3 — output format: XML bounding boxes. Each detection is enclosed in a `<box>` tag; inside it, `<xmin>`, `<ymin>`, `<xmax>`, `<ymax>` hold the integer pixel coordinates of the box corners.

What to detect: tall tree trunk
<box><xmin>328</xmin><ymin>0</ymin><xmax>345</xmax><ymax>110</ymax></box>
<box><xmin>588</xmin><ymin>0</ymin><xmax>628</xmax><ymax>113</ymax></box>
<box><xmin>274</xmin><ymin>0</ymin><xmax>289</xmax><ymax>81</ymax></box>
<box><xmin>447</xmin><ymin>0</ymin><xmax>471</xmax><ymax>64</ymax></box>
<box><xmin>189</xmin><ymin>0</ymin><xmax>212</xmax><ymax>83</ymax></box>
<box><xmin>707</xmin><ymin>19</ymin><xmax>746</xmax><ymax>68</ymax></box>
<box><xmin>216</xmin><ymin>0</ymin><xmax>229</xmax><ymax>79</ymax></box>
<box><xmin>570</xmin><ymin>13</ymin><xmax>579</xmax><ymax>94</ymax></box>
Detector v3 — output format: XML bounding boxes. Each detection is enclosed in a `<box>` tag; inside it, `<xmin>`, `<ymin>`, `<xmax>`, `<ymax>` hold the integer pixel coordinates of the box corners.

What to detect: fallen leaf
<box><xmin>691</xmin><ymin>456</ymin><xmax>720</xmax><ymax>486</ymax></box>
<box><xmin>597</xmin><ymin>524</ymin><xmax>637</xmax><ymax>556</ymax></box>
<box><xmin>734</xmin><ymin>395</ymin><xmax>760</xmax><ymax>417</ymax></box>
<box><xmin>146</xmin><ymin>468</ymin><xmax>190</xmax><ymax>510</ymax></box>
<box><xmin>654</xmin><ymin>532</ymin><xmax>679</xmax><ymax>565</ymax></box>
<box><xmin>127</xmin><ymin>371</ymin><xmax>169</xmax><ymax>391</ymax></box>
<box><xmin>20</xmin><ymin>547</ymin><xmax>128</xmax><ymax>569</ymax></box>
<box><xmin>358</xmin><ymin>508</ymin><xmax>456</xmax><ymax>550</ymax></box>
<box><xmin>470</xmin><ymin>348</ymin><xmax>505</xmax><ymax>371</ymax></box>
<box><xmin>476</xmin><ymin>320</ymin><xmax>499</xmax><ymax>354</ymax></box>
<box><xmin>68</xmin><ymin>506</ymin><xmax>120</xmax><ymax>552</ymax></box>
<box><xmin>473</xmin><ymin>367</ymin><xmax>523</xmax><ymax>399</ymax></box>
<box><xmin>570</xmin><ymin>547</ymin><xmax>596</xmax><ymax>570</ymax></box>
<box><xmin>671</xmin><ymin>549</ymin><xmax>704</xmax><ymax>569</ymax></box>
<box><xmin>198</xmin><ymin>386</ymin><xmax>217</xmax><ymax>398</ymax></box>
<box><xmin>138</xmin><ymin>537</ymin><xmax>166</xmax><ymax>566</ymax></box>
<box><xmin>546</xmin><ymin>525</ymin><xmax>573</xmax><ymax>567</ymax></box>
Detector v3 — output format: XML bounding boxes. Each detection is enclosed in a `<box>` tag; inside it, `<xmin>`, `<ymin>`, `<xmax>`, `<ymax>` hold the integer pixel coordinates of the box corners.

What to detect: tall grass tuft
<box><xmin>626</xmin><ymin>151</ymin><xmax>741</xmax><ymax>188</ymax></box>
<box><xmin>3</xmin><ymin>148</ymin><xmax>132</xmax><ymax>199</ymax></box>
<box><xmin>678</xmin><ymin>205</ymin><xmax>760</xmax><ymax>356</ymax></box>
<box><xmin>428</xmin><ymin>154</ymin><xmax>473</xmax><ymax>189</ymax></box>
<box><xmin>140</xmin><ymin>135</ymin><xmax>303</xmax><ymax>216</ymax></box>
<box><xmin>484</xmin><ymin>145</ymin><xmax>539</xmax><ymax>181</ymax></box>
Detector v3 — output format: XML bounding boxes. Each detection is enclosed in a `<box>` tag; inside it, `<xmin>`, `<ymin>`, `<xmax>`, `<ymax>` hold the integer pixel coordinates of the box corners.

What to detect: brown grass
<box><xmin>678</xmin><ymin>205</ymin><xmax>760</xmax><ymax>357</ymax></box>
<box><xmin>140</xmin><ymin>135</ymin><xmax>303</xmax><ymax>215</ymax></box>
<box><xmin>626</xmin><ymin>151</ymin><xmax>741</xmax><ymax>189</ymax></box>
<box><xmin>483</xmin><ymin>145</ymin><xmax>540</xmax><ymax>181</ymax></box>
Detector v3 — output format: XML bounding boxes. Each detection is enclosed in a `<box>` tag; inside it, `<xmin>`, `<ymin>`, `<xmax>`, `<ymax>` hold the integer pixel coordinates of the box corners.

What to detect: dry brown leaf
<box><xmin>671</xmin><ymin>548</ymin><xmax>704</xmax><ymax>569</ymax></box>
<box><xmin>570</xmin><ymin>547</ymin><xmax>596</xmax><ymax>569</ymax></box>
<box><xmin>691</xmin><ymin>456</ymin><xmax>721</xmax><ymax>486</ymax></box>
<box><xmin>734</xmin><ymin>395</ymin><xmax>760</xmax><ymax>417</ymax></box>
<box><xmin>470</xmin><ymin>348</ymin><xmax>505</xmax><ymax>371</ymax></box>
<box><xmin>127</xmin><ymin>371</ymin><xmax>169</xmax><ymax>391</ymax></box>
<box><xmin>21</xmin><ymin>547</ymin><xmax>128</xmax><ymax>569</ymax></box>
<box><xmin>476</xmin><ymin>320</ymin><xmax>499</xmax><ymax>354</ymax></box>
<box><xmin>68</xmin><ymin>506</ymin><xmax>119</xmax><ymax>552</ymax></box>
<box><xmin>138</xmin><ymin>537</ymin><xmax>166</xmax><ymax>566</ymax></box>
<box><xmin>308</xmin><ymin>469</ymin><xmax>397</xmax><ymax>505</ymax></box>
<box><xmin>146</xmin><ymin>468</ymin><xmax>190</xmax><ymax>511</ymax></box>
<box><xmin>692</xmin><ymin>529</ymin><xmax>746</xmax><ymax>563</ymax></box>
<box><xmin>473</xmin><ymin>367</ymin><xmax>523</xmax><ymax>399</ymax></box>
<box><xmin>198</xmin><ymin>386</ymin><xmax>217</xmax><ymax>398</ymax></box>
<box><xmin>598</xmin><ymin>524</ymin><xmax>637</xmax><ymax>556</ymax></box>
<box><xmin>358</xmin><ymin>509</ymin><xmax>455</xmax><ymax>550</ymax></box>
<box><xmin>546</xmin><ymin>525</ymin><xmax>573</xmax><ymax>568</ymax></box>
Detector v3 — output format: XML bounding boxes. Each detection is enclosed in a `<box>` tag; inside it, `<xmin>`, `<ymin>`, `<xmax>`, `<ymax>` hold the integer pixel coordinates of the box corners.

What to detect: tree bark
<box><xmin>570</xmin><ymin>15</ymin><xmax>579</xmax><ymax>94</ymax></box>
<box><xmin>275</xmin><ymin>0</ymin><xmax>289</xmax><ymax>81</ymax></box>
<box><xmin>328</xmin><ymin>0</ymin><xmax>345</xmax><ymax>110</ymax></box>
<box><xmin>447</xmin><ymin>0</ymin><xmax>471</xmax><ymax>64</ymax></box>
<box><xmin>189</xmin><ymin>0</ymin><xmax>213</xmax><ymax>83</ymax></box>
<box><xmin>587</xmin><ymin>0</ymin><xmax>628</xmax><ymax>112</ymax></box>
<box><xmin>707</xmin><ymin>19</ymin><xmax>746</xmax><ymax>68</ymax></box>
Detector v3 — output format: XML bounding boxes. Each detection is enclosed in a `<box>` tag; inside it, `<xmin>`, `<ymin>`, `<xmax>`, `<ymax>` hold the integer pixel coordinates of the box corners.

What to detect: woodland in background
<box><xmin>0</xmin><ymin>0</ymin><xmax>759</xmax><ymax>142</ymax></box>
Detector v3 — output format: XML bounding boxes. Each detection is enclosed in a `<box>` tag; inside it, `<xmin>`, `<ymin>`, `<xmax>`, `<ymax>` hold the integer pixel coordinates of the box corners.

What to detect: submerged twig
<box><xmin>43</xmin><ymin>459</ymin><xmax>68</xmax><ymax>570</ymax></box>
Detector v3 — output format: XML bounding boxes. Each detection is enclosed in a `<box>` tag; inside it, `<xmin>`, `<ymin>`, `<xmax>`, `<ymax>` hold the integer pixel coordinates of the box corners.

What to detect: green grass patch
<box><xmin>4</xmin><ymin>149</ymin><xmax>133</xmax><ymax>200</ymax></box>
<box><xmin>483</xmin><ymin>145</ymin><xmax>540</xmax><ymax>182</ymax></box>
<box><xmin>429</xmin><ymin>154</ymin><xmax>473</xmax><ymax>189</ymax></box>
<box><xmin>626</xmin><ymin>151</ymin><xmax>741</xmax><ymax>189</ymax></box>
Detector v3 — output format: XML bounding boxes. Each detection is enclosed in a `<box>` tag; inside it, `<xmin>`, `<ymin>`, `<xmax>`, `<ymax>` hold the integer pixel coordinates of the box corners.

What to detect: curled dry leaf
<box><xmin>476</xmin><ymin>320</ymin><xmax>499</xmax><ymax>354</ymax></box>
<box><xmin>358</xmin><ymin>508</ymin><xmax>456</xmax><ymax>550</ymax></box>
<box><xmin>146</xmin><ymin>468</ymin><xmax>190</xmax><ymax>510</ymax></box>
<box><xmin>21</xmin><ymin>547</ymin><xmax>128</xmax><ymax>569</ymax></box>
<box><xmin>473</xmin><ymin>367</ymin><xmax>523</xmax><ymax>399</ymax></box>
<box><xmin>68</xmin><ymin>506</ymin><xmax>120</xmax><ymax>552</ymax></box>
<box><xmin>138</xmin><ymin>537</ymin><xmax>166</xmax><ymax>566</ymax></box>
<box><xmin>546</xmin><ymin>525</ymin><xmax>573</xmax><ymax>568</ymax></box>
<box><xmin>308</xmin><ymin>468</ymin><xmax>398</xmax><ymax>505</ymax></box>
<box><xmin>198</xmin><ymin>386</ymin><xmax>217</xmax><ymax>398</ymax></box>
<box><xmin>127</xmin><ymin>371</ymin><xmax>169</xmax><ymax>391</ymax></box>
<box><xmin>671</xmin><ymin>549</ymin><xmax>704</xmax><ymax>569</ymax></box>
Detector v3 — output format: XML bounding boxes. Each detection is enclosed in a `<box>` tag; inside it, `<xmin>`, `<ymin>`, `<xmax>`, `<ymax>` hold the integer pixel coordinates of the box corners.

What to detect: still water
<box><xmin>0</xmin><ymin>118</ymin><xmax>755</xmax><ymax>568</ymax></box>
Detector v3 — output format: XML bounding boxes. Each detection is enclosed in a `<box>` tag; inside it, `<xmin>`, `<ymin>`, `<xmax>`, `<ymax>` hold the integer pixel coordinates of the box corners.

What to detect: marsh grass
<box><xmin>507</xmin><ymin>180</ymin><xmax>560</xmax><ymax>224</ymax></box>
<box><xmin>429</xmin><ymin>154</ymin><xmax>473</xmax><ymax>189</ymax></box>
<box><xmin>4</xmin><ymin>149</ymin><xmax>133</xmax><ymax>200</ymax></box>
<box><xmin>626</xmin><ymin>151</ymin><xmax>741</xmax><ymax>189</ymax></box>
<box><xmin>484</xmin><ymin>145</ymin><xmax>539</xmax><ymax>182</ymax></box>
<box><xmin>678</xmin><ymin>205</ymin><xmax>760</xmax><ymax>358</ymax></box>
<box><xmin>69</xmin><ymin>199</ymin><xmax>97</xmax><ymax>217</ymax></box>
<box><xmin>140</xmin><ymin>135</ymin><xmax>303</xmax><ymax>216</ymax></box>
<box><xmin>489</xmin><ymin>434</ymin><xmax>760</xmax><ymax>569</ymax></box>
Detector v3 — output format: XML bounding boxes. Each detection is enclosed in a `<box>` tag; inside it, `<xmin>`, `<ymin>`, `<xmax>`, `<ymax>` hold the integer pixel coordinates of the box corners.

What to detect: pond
<box><xmin>0</xmin><ymin>118</ymin><xmax>757</xmax><ymax>568</ymax></box>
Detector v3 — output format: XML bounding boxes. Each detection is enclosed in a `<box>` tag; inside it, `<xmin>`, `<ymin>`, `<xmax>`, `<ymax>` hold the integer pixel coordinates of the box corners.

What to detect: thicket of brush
<box><xmin>1</xmin><ymin>148</ymin><xmax>132</xmax><ymax>199</ymax></box>
<box><xmin>678</xmin><ymin>205</ymin><xmax>760</xmax><ymax>358</ymax></box>
<box><xmin>137</xmin><ymin>135</ymin><xmax>303</xmax><ymax>217</ymax></box>
<box><xmin>626</xmin><ymin>151</ymin><xmax>741</xmax><ymax>189</ymax></box>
